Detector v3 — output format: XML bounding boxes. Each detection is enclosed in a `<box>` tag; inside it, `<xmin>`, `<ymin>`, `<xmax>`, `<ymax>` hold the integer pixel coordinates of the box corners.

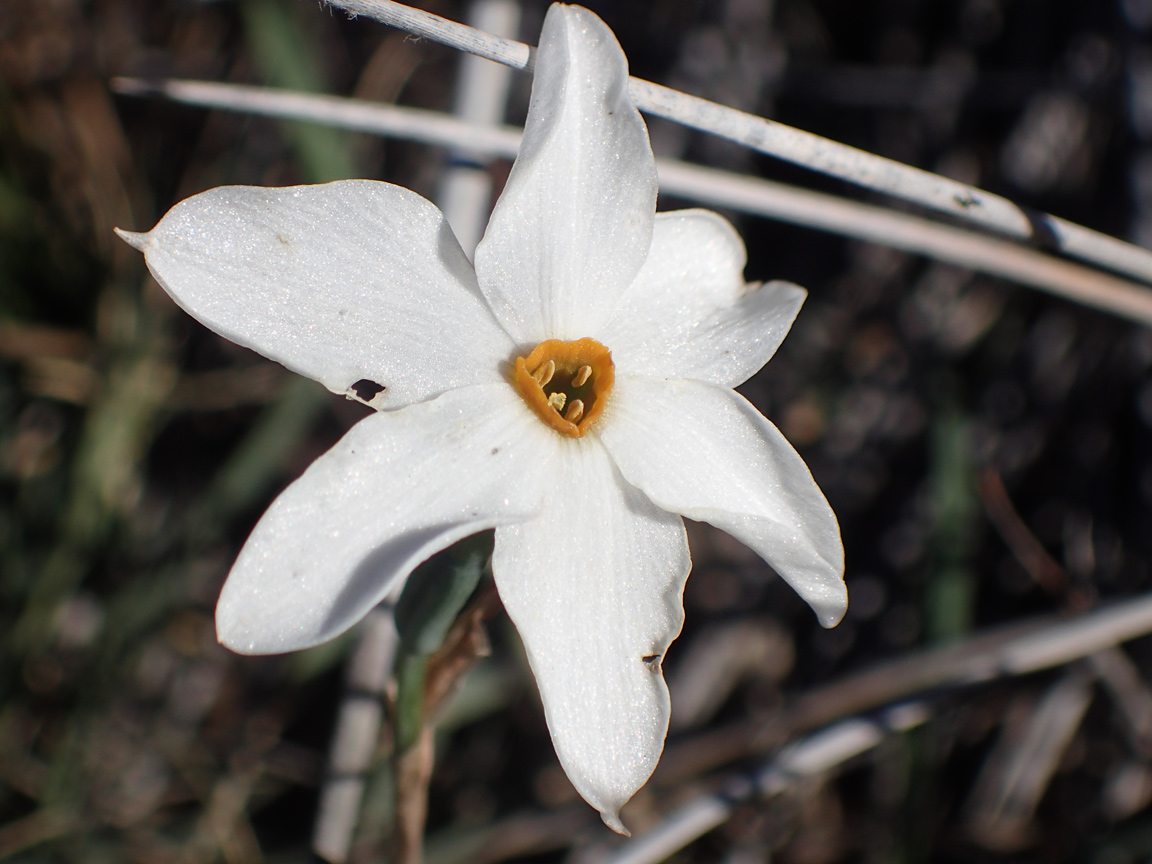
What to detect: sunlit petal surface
<box><xmin>474</xmin><ymin>4</ymin><xmax>658</xmax><ymax>343</ymax></box>
<box><xmin>492</xmin><ymin>440</ymin><xmax>690</xmax><ymax>832</ymax></box>
<box><xmin>118</xmin><ymin>180</ymin><xmax>514</xmax><ymax>409</ymax></box>
<box><xmin>601</xmin><ymin>377</ymin><xmax>847</xmax><ymax>627</ymax></box>
<box><xmin>601</xmin><ymin>210</ymin><xmax>806</xmax><ymax>387</ymax></box>
<box><xmin>217</xmin><ymin>385</ymin><xmax>556</xmax><ymax>653</ymax></box>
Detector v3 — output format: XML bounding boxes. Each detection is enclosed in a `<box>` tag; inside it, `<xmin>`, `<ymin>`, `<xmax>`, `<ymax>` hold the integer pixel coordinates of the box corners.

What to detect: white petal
<box><xmin>117</xmin><ymin>181</ymin><xmax>513</xmax><ymax>409</ymax></box>
<box><xmin>600</xmin><ymin>210</ymin><xmax>806</xmax><ymax>387</ymax></box>
<box><xmin>474</xmin><ymin>4</ymin><xmax>658</xmax><ymax>343</ymax></box>
<box><xmin>599</xmin><ymin>377</ymin><xmax>846</xmax><ymax>627</ymax></box>
<box><xmin>217</xmin><ymin>384</ymin><xmax>556</xmax><ymax>654</ymax></box>
<box><xmin>492</xmin><ymin>439</ymin><xmax>689</xmax><ymax>833</ymax></box>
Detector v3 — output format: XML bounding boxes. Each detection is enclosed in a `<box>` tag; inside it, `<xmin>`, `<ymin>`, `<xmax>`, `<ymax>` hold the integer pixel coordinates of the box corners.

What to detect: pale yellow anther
<box><xmin>564</xmin><ymin>399</ymin><xmax>585</xmax><ymax>424</ymax></box>
<box><xmin>533</xmin><ymin>359</ymin><xmax>556</xmax><ymax>387</ymax></box>
<box><xmin>548</xmin><ymin>391</ymin><xmax>568</xmax><ymax>412</ymax></box>
<box><xmin>572</xmin><ymin>365</ymin><xmax>592</xmax><ymax>388</ymax></box>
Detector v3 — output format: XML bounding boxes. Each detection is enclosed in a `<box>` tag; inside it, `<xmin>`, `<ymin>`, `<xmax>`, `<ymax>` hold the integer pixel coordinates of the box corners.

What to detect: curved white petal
<box><xmin>492</xmin><ymin>439</ymin><xmax>689</xmax><ymax>833</ymax></box>
<box><xmin>474</xmin><ymin>4</ymin><xmax>658</xmax><ymax>343</ymax></box>
<box><xmin>117</xmin><ymin>181</ymin><xmax>513</xmax><ymax>409</ymax></box>
<box><xmin>599</xmin><ymin>377</ymin><xmax>846</xmax><ymax>627</ymax></box>
<box><xmin>217</xmin><ymin>385</ymin><xmax>556</xmax><ymax>654</ymax></box>
<box><xmin>600</xmin><ymin>210</ymin><xmax>806</xmax><ymax>387</ymax></box>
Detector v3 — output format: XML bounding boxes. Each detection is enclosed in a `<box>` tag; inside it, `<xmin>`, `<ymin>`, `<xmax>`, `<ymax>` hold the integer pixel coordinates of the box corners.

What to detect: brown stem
<box><xmin>392</xmin><ymin>725</ymin><xmax>435</xmax><ymax>864</ymax></box>
<box><xmin>390</xmin><ymin>582</ymin><xmax>500</xmax><ymax>863</ymax></box>
<box><xmin>978</xmin><ymin>468</ymin><xmax>1068</xmax><ymax>596</ymax></box>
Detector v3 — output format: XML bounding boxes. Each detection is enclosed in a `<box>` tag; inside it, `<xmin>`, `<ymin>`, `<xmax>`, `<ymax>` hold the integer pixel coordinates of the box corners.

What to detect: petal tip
<box><xmin>215</xmin><ymin>590</ymin><xmax>309</xmax><ymax>656</ymax></box>
<box><xmin>114</xmin><ymin>226</ymin><xmax>151</xmax><ymax>251</ymax></box>
<box><xmin>600</xmin><ymin>809</ymin><xmax>631</xmax><ymax>837</ymax></box>
<box><xmin>759</xmin><ymin>280</ymin><xmax>809</xmax><ymax>320</ymax></box>
<box><xmin>818</xmin><ymin>607</ymin><xmax>846</xmax><ymax>629</ymax></box>
<box><xmin>215</xmin><ymin>596</ymin><xmax>270</xmax><ymax>656</ymax></box>
<box><xmin>815</xmin><ymin>590</ymin><xmax>849</xmax><ymax>629</ymax></box>
<box><xmin>216</xmin><ymin>621</ymin><xmax>257</xmax><ymax>656</ymax></box>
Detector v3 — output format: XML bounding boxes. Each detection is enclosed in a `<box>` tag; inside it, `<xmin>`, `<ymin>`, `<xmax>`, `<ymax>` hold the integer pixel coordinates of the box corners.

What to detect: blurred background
<box><xmin>4</xmin><ymin>0</ymin><xmax>1152</xmax><ymax>861</ymax></box>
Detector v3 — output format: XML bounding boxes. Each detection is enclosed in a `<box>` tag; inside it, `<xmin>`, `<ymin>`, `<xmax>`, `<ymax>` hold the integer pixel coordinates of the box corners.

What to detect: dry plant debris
<box><xmin>4</xmin><ymin>1</ymin><xmax>1152</xmax><ymax>863</ymax></box>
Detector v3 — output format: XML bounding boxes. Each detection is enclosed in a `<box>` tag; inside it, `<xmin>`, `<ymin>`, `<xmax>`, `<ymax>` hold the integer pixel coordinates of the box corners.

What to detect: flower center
<box><xmin>513</xmin><ymin>338</ymin><xmax>615</xmax><ymax>438</ymax></box>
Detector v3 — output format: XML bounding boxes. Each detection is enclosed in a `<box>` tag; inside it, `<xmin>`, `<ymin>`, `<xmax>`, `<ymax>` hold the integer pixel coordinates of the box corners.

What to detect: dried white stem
<box><xmin>437</xmin><ymin>0</ymin><xmax>520</xmax><ymax>256</ymax></box>
<box><xmin>110</xmin><ymin>77</ymin><xmax>523</xmax><ymax>156</ymax></box>
<box><xmin>658</xmin><ymin>162</ymin><xmax>1152</xmax><ymax>327</ymax></box>
<box><xmin>607</xmin><ymin>703</ymin><xmax>931</xmax><ymax>864</ymax></box>
<box><xmin>312</xmin><ymin>605</ymin><xmax>398</xmax><ymax>863</ymax></box>
<box><xmin>111</xmin><ymin>77</ymin><xmax>1152</xmax><ymax>327</ymax></box>
<box><xmin>998</xmin><ymin>594</ymin><xmax>1152</xmax><ymax>674</ymax></box>
<box><xmin>605</xmin><ymin>592</ymin><xmax>1152</xmax><ymax>864</ymax></box>
<box><xmin>331</xmin><ymin>0</ymin><xmax>533</xmax><ymax>70</ymax></box>
<box><xmin>323</xmin><ymin>0</ymin><xmax>1152</xmax><ymax>288</ymax></box>
<box><xmin>963</xmin><ymin>669</ymin><xmax>1094</xmax><ymax>843</ymax></box>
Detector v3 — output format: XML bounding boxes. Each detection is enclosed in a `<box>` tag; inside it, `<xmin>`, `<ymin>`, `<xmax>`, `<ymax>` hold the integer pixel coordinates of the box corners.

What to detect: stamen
<box><xmin>572</xmin><ymin>365</ymin><xmax>592</xmax><ymax>388</ymax></box>
<box><xmin>548</xmin><ymin>391</ymin><xmax>567</xmax><ymax>412</ymax></box>
<box><xmin>533</xmin><ymin>359</ymin><xmax>556</xmax><ymax>386</ymax></box>
<box><xmin>564</xmin><ymin>399</ymin><xmax>584</xmax><ymax>424</ymax></box>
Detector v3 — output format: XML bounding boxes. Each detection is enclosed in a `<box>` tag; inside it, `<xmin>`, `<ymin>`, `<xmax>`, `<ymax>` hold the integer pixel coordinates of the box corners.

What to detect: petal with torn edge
<box><xmin>117</xmin><ymin>180</ymin><xmax>514</xmax><ymax>410</ymax></box>
<box><xmin>474</xmin><ymin>4</ymin><xmax>658</xmax><ymax>343</ymax></box>
<box><xmin>600</xmin><ymin>377</ymin><xmax>847</xmax><ymax>627</ymax></box>
<box><xmin>600</xmin><ymin>210</ymin><xmax>806</xmax><ymax>388</ymax></box>
<box><xmin>492</xmin><ymin>439</ymin><xmax>689</xmax><ymax>834</ymax></box>
<box><xmin>217</xmin><ymin>384</ymin><xmax>556</xmax><ymax>654</ymax></box>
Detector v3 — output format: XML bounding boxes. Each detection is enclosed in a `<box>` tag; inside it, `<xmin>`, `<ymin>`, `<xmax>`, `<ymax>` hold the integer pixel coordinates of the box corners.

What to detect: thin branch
<box><xmin>168</xmin><ymin>363</ymin><xmax>288</xmax><ymax>411</ymax></box>
<box><xmin>790</xmin><ymin>591</ymin><xmax>1152</xmax><ymax>734</ymax></box>
<box><xmin>323</xmin><ymin>0</ymin><xmax>1152</xmax><ymax>288</ymax></box>
<box><xmin>656</xmin><ymin>161</ymin><xmax>1152</xmax><ymax>327</ymax></box>
<box><xmin>110</xmin><ymin>79</ymin><xmax>1152</xmax><ymax>327</ymax></box>
<box><xmin>603</xmin><ymin>703</ymin><xmax>931</xmax><ymax>864</ymax></box>
<box><xmin>436</xmin><ymin>0</ymin><xmax>520</xmax><ymax>256</ymax></box>
<box><xmin>110</xmin><ymin>78</ymin><xmax>523</xmax><ymax>156</ymax></box>
<box><xmin>978</xmin><ymin>469</ymin><xmax>1068</xmax><ymax>599</ymax></box>
<box><xmin>997</xmin><ymin>594</ymin><xmax>1152</xmax><ymax>674</ymax></box>
<box><xmin>332</xmin><ymin>0</ymin><xmax>533</xmax><ymax>72</ymax></box>
<box><xmin>963</xmin><ymin>668</ymin><xmax>1095</xmax><ymax>851</ymax></box>
<box><xmin>312</xmin><ymin>605</ymin><xmax>399</xmax><ymax>864</ymax></box>
<box><xmin>423</xmin><ymin>806</ymin><xmax>594</xmax><ymax>864</ymax></box>
<box><xmin>1089</xmin><ymin>647</ymin><xmax>1152</xmax><ymax>756</ymax></box>
<box><xmin>612</xmin><ymin>593</ymin><xmax>1152</xmax><ymax>864</ymax></box>
<box><xmin>655</xmin><ymin>592</ymin><xmax>1152</xmax><ymax>793</ymax></box>
<box><xmin>0</xmin><ymin>321</ymin><xmax>92</xmax><ymax>360</ymax></box>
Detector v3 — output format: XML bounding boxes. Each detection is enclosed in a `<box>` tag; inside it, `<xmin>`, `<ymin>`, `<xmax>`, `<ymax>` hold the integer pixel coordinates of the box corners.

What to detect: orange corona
<box><xmin>513</xmin><ymin>338</ymin><xmax>615</xmax><ymax>437</ymax></box>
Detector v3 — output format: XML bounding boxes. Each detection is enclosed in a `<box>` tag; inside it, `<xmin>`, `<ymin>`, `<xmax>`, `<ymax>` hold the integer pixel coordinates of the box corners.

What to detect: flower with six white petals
<box><xmin>117</xmin><ymin>3</ymin><xmax>846</xmax><ymax>833</ymax></box>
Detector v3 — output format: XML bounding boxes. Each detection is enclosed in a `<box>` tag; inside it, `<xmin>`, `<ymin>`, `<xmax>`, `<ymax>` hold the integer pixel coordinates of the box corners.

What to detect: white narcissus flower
<box><xmin>116</xmin><ymin>3</ymin><xmax>846</xmax><ymax>833</ymax></box>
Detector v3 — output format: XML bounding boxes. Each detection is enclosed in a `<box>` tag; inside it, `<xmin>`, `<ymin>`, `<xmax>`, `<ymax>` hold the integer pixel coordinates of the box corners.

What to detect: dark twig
<box><xmin>978</xmin><ymin>468</ymin><xmax>1070</xmax><ymax>599</ymax></box>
